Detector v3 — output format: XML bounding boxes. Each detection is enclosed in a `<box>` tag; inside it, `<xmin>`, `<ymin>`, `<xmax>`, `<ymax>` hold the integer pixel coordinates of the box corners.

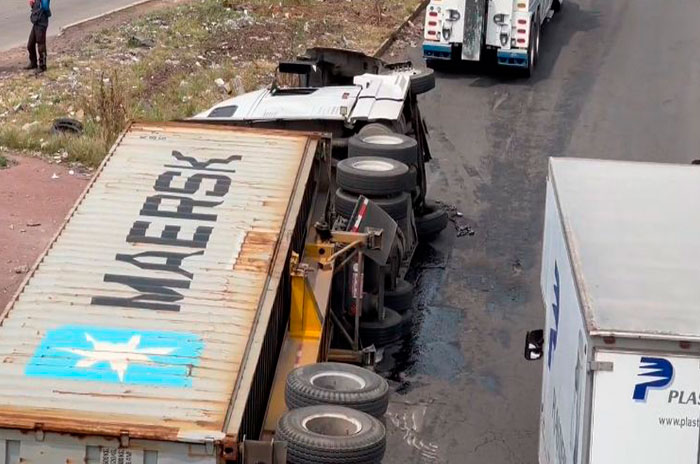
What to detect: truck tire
<box><xmin>285</xmin><ymin>362</ymin><xmax>390</xmax><ymax>417</ymax></box>
<box><xmin>276</xmin><ymin>405</ymin><xmax>386</xmax><ymax>464</ymax></box>
<box><xmin>400</xmin><ymin>309</ymin><xmax>414</xmax><ymax>336</ymax></box>
<box><xmin>385</xmin><ymin>279</ymin><xmax>414</xmax><ymax>314</ymax></box>
<box><xmin>360</xmin><ymin>308</ymin><xmax>403</xmax><ymax>347</ymax></box>
<box><xmin>358</xmin><ymin>123</ymin><xmax>394</xmax><ymax>137</ymax></box>
<box><xmin>337</xmin><ymin>157</ymin><xmax>413</xmax><ymax>196</ymax></box>
<box><xmin>348</xmin><ymin>133</ymin><xmax>419</xmax><ymax>166</ymax></box>
<box><xmin>416</xmin><ymin>202</ymin><xmax>448</xmax><ymax>240</ymax></box>
<box><xmin>525</xmin><ymin>14</ymin><xmax>540</xmax><ymax>77</ymax></box>
<box><xmin>409</xmin><ymin>68</ymin><xmax>436</xmax><ymax>95</ymax></box>
<box><xmin>335</xmin><ymin>188</ymin><xmax>410</xmax><ymax>221</ymax></box>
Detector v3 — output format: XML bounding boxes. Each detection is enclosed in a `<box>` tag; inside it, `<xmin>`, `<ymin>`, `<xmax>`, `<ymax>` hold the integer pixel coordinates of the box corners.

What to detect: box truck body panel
<box><xmin>539</xmin><ymin>175</ymin><xmax>588</xmax><ymax>464</ymax></box>
<box><xmin>539</xmin><ymin>158</ymin><xmax>700</xmax><ymax>464</ymax></box>
<box><xmin>589</xmin><ymin>351</ymin><xmax>700</xmax><ymax>464</ymax></box>
<box><xmin>0</xmin><ymin>122</ymin><xmax>324</xmax><ymax>462</ymax></box>
<box><xmin>550</xmin><ymin>158</ymin><xmax>700</xmax><ymax>341</ymax></box>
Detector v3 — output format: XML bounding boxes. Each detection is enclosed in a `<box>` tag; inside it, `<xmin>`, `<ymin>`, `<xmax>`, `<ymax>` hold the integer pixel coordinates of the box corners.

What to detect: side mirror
<box><xmin>524</xmin><ymin>329</ymin><xmax>544</xmax><ymax>361</ymax></box>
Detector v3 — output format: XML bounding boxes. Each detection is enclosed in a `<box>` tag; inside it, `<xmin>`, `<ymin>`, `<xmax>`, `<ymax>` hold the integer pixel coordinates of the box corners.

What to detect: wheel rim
<box><xmin>363</xmin><ymin>134</ymin><xmax>403</xmax><ymax>145</ymax></box>
<box><xmin>302</xmin><ymin>413</ymin><xmax>363</xmax><ymax>436</ymax></box>
<box><xmin>310</xmin><ymin>371</ymin><xmax>367</xmax><ymax>391</ymax></box>
<box><xmin>352</xmin><ymin>159</ymin><xmax>395</xmax><ymax>172</ymax></box>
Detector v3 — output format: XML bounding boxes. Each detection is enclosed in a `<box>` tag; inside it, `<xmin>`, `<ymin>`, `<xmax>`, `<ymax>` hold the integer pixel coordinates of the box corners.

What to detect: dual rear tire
<box><xmin>281</xmin><ymin>363</ymin><xmax>389</xmax><ymax>463</ymax></box>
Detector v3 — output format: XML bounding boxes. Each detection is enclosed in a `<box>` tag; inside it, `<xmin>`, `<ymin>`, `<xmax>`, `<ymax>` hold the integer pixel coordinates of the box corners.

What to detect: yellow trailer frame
<box><xmin>260</xmin><ymin>229</ymin><xmax>383</xmax><ymax>438</ymax></box>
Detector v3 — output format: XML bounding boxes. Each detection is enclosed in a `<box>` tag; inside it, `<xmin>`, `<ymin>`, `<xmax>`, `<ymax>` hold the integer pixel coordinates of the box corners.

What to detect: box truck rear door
<box><xmin>589</xmin><ymin>350</ymin><xmax>700</xmax><ymax>463</ymax></box>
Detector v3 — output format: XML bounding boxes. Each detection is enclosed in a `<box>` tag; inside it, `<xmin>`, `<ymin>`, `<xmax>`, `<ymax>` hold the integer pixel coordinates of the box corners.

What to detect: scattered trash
<box><xmin>13</xmin><ymin>265</ymin><xmax>29</xmax><ymax>274</ymax></box>
<box><xmin>21</xmin><ymin>121</ymin><xmax>39</xmax><ymax>132</ymax></box>
<box><xmin>51</xmin><ymin>173</ymin><xmax>59</xmax><ymax>180</ymax></box>
<box><xmin>436</xmin><ymin>200</ymin><xmax>475</xmax><ymax>237</ymax></box>
<box><xmin>68</xmin><ymin>170</ymin><xmax>75</xmax><ymax>176</ymax></box>
<box><xmin>12</xmin><ymin>103</ymin><xmax>23</xmax><ymax>113</ymax></box>
<box><xmin>127</xmin><ymin>35</ymin><xmax>154</xmax><ymax>48</ymax></box>
<box><xmin>26</xmin><ymin>222</ymin><xmax>41</xmax><ymax>227</ymax></box>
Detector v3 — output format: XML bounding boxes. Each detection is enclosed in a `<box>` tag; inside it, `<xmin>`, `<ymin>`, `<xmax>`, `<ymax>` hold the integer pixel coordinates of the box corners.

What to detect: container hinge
<box><xmin>34</xmin><ymin>423</ymin><xmax>44</xmax><ymax>442</ymax></box>
<box><xmin>120</xmin><ymin>431</ymin><xmax>130</xmax><ymax>448</ymax></box>
<box><xmin>205</xmin><ymin>438</ymin><xmax>215</xmax><ymax>456</ymax></box>
<box><xmin>589</xmin><ymin>361</ymin><xmax>613</xmax><ymax>372</ymax></box>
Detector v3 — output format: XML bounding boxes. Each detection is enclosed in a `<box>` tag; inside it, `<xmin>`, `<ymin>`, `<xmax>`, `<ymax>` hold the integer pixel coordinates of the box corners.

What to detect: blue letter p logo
<box><xmin>633</xmin><ymin>357</ymin><xmax>673</xmax><ymax>401</ymax></box>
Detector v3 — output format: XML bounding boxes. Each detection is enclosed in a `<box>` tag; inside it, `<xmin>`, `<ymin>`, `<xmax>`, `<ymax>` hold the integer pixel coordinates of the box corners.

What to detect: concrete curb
<box><xmin>58</xmin><ymin>0</ymin><xmax>158</xmax><ymax>36</ymax></box>
<box><xmin>373</xmin><ymin>0</ymin><xmax>429</xmax><ymax>58</ymax></box>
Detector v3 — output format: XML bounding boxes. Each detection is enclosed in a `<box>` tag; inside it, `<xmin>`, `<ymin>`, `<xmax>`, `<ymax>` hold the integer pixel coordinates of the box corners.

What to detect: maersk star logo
<box><xmin>26</xmin><ymin>326</ymin><xmax>203</xmax><ymax>387</ymax></box>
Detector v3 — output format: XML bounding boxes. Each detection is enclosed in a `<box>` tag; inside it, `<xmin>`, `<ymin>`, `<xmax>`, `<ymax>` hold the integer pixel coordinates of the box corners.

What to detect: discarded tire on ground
<box><xmin>276</xmin><ymin>405</ymin><xmax>386</xmax><ymax>464</ymax></box>
<box><xmin>384</xmin><ymin>279</ymin><xmax>414</xmax><ymax>314</ymax></box>
<box><xmin>337</xmin><ymin>157</ymin><xmax>413</xmax><ymax>196</ymax></box>
<box><xmin>285</xmin><ymin>362</ymin><xmax>390</xmax><ymax>418</ymax></box>
<box><xmin>334</xmin><ymin>188</ymin><xmax>410</xmax><ymax>221</ymax></box>
<box><xmin>409</xmin><ymin>68</ymin><xmax>436</xmax><ymax>95</ymax></box>
<box><xmin>360</xmin><ymin>307</ymin><xmax>402</xmax><ymax>347</ymax></box>
<box><xmin>52</xmin><ymin>117</ymin><xmax>84</xmax><ymax>135</ymax></box>
<box><xmin>416</xmin><ymin>201</ymin><xmax>449</xmax><ymax>240</ymax></box>
<box><xmin>348</xmin><ymin>133</ymin><xmax>419</xmax><ymax>166</ymax></box>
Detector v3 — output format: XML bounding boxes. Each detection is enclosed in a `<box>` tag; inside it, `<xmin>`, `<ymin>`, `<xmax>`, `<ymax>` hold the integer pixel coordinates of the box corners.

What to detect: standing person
<box><xmin>26</xmin><ymin>0</ymin><xmax>51</xmax><ymax>74</ymax></box>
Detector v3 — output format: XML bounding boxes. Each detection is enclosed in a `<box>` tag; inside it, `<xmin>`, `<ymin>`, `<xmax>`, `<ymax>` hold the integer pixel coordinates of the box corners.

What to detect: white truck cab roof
<box><xmin>192</xmin><ymin>72</ymin><xmax>412</xmax><ymax>123</ymax></box>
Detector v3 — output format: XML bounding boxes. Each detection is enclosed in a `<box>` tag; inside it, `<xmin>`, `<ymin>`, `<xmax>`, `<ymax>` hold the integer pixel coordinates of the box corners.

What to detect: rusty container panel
<box><xmin>0</xmin><ymin>122</ymin><xmax>319</xmax><ymax>443</ymax></box>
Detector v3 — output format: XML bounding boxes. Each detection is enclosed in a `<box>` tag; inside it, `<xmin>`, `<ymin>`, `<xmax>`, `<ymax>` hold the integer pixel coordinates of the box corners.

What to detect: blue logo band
<box><xmin>633</xmin><ymin>357</ymin><xmax>674</xmax><ymax>401</ymax></box>
<box><xmin>25</xmin><ymin>326</ymin><xmax>203</xmax><ymax>387</ymax></box>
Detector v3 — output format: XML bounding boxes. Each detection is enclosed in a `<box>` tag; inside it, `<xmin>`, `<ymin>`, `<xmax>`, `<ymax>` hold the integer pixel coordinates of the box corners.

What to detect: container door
<box><xmin>589</xmin><ymin>350</ymin><xmax>700</xmax><ymax>463</ymax></box>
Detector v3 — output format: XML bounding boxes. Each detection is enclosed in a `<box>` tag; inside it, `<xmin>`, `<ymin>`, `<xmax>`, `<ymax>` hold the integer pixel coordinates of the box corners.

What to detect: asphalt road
<box><xmin>382</xmin><ymin>0</ymin><xmax>700</xmax><ymax>462</ymax></box>
<box><xmin>0</xmin><ymin>0</ymin><xmax>141</xmax><ymax>52</ymax></box>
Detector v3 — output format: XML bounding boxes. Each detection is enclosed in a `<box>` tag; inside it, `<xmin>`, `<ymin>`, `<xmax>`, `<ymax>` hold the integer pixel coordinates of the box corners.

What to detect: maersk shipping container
<box><xmin>0</xmin><ymin>122</ymin><xmax>329</xmax><ymax>463</ymax></box>
<box><xmin>534</xmin><ymin>157</ymin><xmax>700</xmax><ymax>464</ymax></box>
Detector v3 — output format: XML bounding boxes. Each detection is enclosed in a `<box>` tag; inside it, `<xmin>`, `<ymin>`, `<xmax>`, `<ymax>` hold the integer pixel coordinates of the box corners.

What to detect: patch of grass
<box><xmin>0</xmin><ymin>154</ymin><xmax>8</xmax><ymax>168</ymax></box>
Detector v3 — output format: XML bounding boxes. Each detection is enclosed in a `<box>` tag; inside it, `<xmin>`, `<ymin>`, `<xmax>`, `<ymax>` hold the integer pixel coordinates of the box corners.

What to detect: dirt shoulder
<box><xmin>0</xmin><ymin>154</ymin><xmax>90</xmax><ymax>309</ymax></box>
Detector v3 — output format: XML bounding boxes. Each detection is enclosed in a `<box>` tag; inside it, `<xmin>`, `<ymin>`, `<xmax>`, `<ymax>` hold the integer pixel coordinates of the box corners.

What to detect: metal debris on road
<box><xmin>13</xmin><ymin>265</ymin><xmax>29</xmax><ymax>274</ymax></box>
<box><xmin>436</xmin><ymin>200</ymin><xmax>475</xmax><ymax>237</ymax></box>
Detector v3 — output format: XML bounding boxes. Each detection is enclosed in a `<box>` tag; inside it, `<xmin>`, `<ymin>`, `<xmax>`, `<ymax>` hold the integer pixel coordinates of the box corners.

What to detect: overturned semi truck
<box><xmin>0</xmin><ymin>122</ymin><xmax>428</xmax><ymax>464</ymax></box>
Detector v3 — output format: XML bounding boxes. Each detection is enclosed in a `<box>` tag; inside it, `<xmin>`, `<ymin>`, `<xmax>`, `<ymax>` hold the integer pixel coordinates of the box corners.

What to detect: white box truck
<box><xmin>423</xmin><ymin>0</ymin><xmax>563</xmax><ymax>75</ymax></box>
<box><xmin>526</xmin><ymin>157</ymin><xmax>700</xmax><ymax>464</ymax></box>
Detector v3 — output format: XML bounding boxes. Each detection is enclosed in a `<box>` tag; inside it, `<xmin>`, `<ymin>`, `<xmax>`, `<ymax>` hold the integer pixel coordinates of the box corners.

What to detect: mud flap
<box><xmin>462</xmin><ymin>0</ymin><xmax>487</xmax><ymax>61</ymax></box>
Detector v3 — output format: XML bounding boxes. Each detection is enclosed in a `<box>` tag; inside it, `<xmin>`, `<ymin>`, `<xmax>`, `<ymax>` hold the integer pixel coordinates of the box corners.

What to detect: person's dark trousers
<box><xmin>27</xmin><ymin>24</ymin><xmax>47</xmax><ymax>71</ymax></box>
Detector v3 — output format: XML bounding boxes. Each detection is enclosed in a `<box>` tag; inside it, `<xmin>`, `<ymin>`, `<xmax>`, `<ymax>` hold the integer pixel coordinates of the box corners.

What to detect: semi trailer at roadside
<box><xmin>0</xmin><ymin>117</ymin><xmax>438</xmax><ymax>463</ymax></box>
<box><xmin>423</xmin><ymin>0</ymin><xmax>562</xmax><ymax>75</ymax></box>
<box><xmin>526</xmin><ymin>158</ymin><xmax>700</xmax><ymax>464</ymax></box>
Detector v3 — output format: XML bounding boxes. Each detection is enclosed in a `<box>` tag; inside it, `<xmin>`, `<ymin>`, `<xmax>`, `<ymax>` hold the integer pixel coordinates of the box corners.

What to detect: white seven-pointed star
<box><xmin>59</xmin><ymin>333</ymin><xmax>176</xmax><ymax>382</ymax></box>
